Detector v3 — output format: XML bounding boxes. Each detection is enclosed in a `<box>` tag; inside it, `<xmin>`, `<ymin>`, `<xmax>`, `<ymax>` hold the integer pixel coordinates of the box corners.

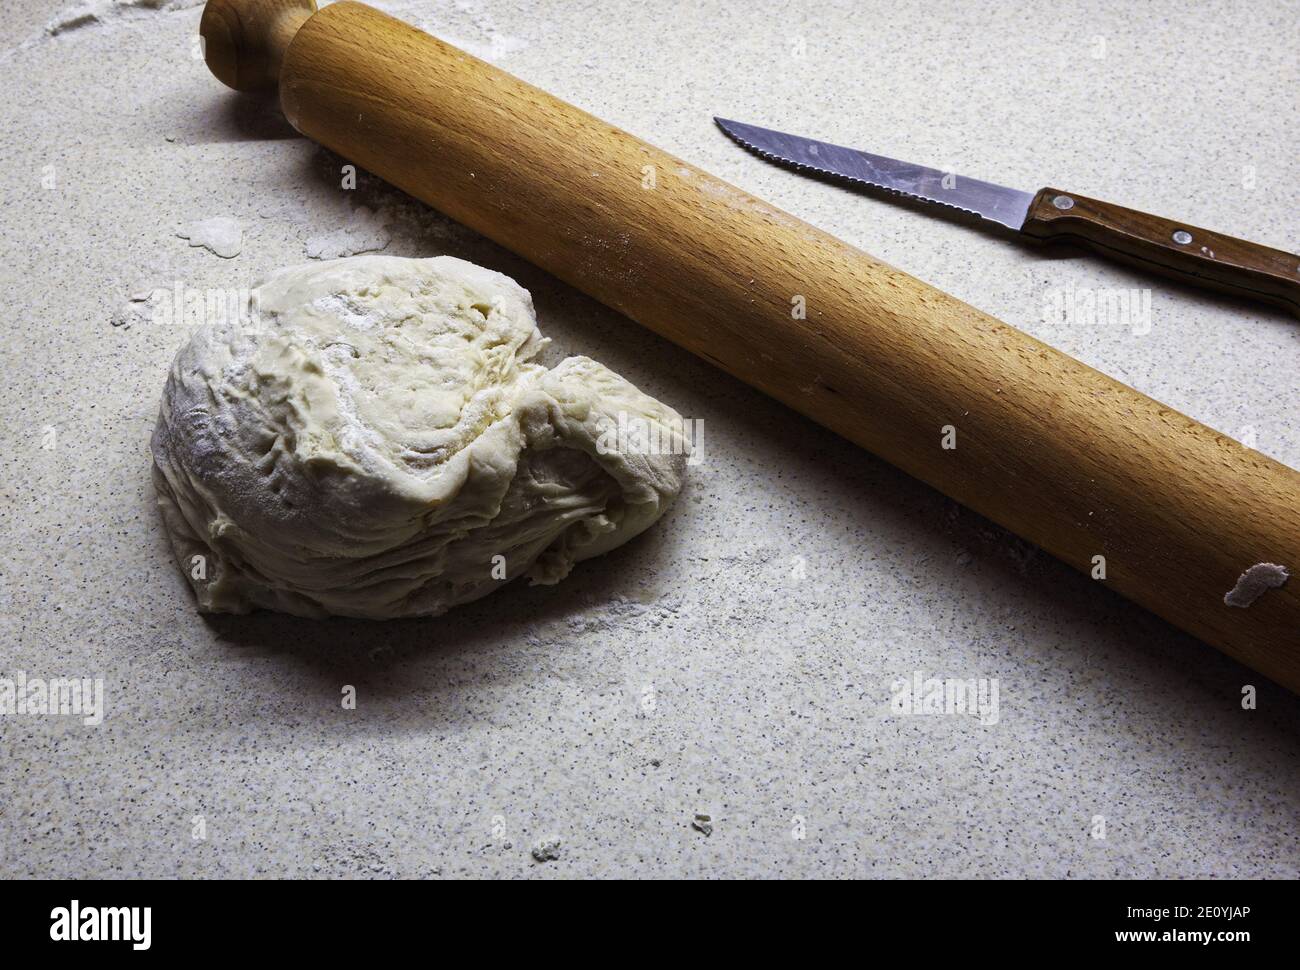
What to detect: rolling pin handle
<box><xmin>200</xmin><ymin>0</ymin><xmax>318</xmax><ymax>92</ymax></box>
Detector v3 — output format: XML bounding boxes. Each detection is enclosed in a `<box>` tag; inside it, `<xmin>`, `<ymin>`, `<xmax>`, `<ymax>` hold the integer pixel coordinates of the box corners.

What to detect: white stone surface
<box><xmin>0</xmin><ymin>0</ymin><xmax>1297</xmax><ymax>878</ymax></box>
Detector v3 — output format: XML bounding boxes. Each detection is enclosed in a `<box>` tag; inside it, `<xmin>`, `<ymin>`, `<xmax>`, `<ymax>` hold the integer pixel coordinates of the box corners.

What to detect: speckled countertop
<box><xmin>1</xmin><ymin>0</ymin><xmax>1297</xmax><ymax>878</ymax></box>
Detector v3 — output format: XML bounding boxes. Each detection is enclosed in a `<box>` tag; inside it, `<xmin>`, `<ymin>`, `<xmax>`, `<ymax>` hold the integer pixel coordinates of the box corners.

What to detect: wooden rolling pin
<box><xmin>200</xmin><ymin>0</ymin><xmax>1299</xmax><ymax>691</ymax></box>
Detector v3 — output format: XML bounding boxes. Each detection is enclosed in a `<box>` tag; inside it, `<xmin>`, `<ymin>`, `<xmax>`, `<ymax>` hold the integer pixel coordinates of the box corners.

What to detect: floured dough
<box><xmin>151</xmin><ymin>255</ymin><xmax>688</xmax><ymax>619</ymax></box>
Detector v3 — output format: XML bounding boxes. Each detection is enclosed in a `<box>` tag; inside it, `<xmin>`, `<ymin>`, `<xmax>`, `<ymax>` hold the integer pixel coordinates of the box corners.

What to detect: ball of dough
<box><xmin>151</xmin><ymin>255</ymin><xmax>688</xmax><ymax>619</ymax></box>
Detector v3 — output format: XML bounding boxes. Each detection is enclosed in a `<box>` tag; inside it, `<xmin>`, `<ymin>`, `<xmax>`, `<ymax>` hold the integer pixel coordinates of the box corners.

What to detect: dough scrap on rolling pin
<box><xmin>1223</xmin><ymin>563</ymin><xmax>1290</xmax><ymax>608</ymax></box>
<box><xmin>150</xmin><ymin>254</ymin><xmax>688</xmax><ymax>619</ymax></box>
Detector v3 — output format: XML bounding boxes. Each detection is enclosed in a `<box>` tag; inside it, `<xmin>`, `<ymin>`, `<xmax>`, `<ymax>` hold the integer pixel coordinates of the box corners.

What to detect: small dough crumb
<box><xmin>177</xmin><ymin>217</ymin><xmax>242</xmax><ymax>259</ymax></box>
<box><xmin>1223</xmin><ymin>563</ymin><xmax>1289</xmax><ymax>608</ymax></box>
<box><xmin>530</xmin><ymin>837</ymin><xmax>561</xmax><ymax>862</ymax></box>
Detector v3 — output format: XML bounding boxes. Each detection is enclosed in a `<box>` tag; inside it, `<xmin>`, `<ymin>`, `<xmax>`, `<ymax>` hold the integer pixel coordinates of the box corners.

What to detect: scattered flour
<box><xmin>313</xmin><ymin>147</ymin><xmax>480</xmax><ymax>250</ymax></box>
<box><xmin>379</xmin><ymin>0</ymin><xmax>528</xmax><ymax>63</ymax></box>
<box><xmin>112</xmin><ymin>257</ymin><xmax>178</xmax><ymax>329</ymax></box>
<box><xmin>306</xmin><ymin>207</ymin><xmax>392</xmax><ymax>259</ymax></box>
<box><xmin>110</xmin><ymin>300</ymin><xmax>150</xmax><ymax>329</ymax></box>
<box><xmin>44</xmin><ymin>0</ymin><xmax>202</xmax><ymax>38</ymax></box>
<box><xmin>435</xmin><ymin>28</ymin><xmax>528</xmax><ymax>62</ymax></box>
<box><xmin>311</xmin><ymin>293</ymin><xmax>381</xmax><ymax>331</ymax></box>
<box><xmin>125</xmin><ymin>255</ymin><xmax>176</xmax><ymax>302</ymax></box>
<box><xmin>31</xmin><ymin>0</ymin><xmax>524</xmax><ymax>64</ymax></box>
<box><xmin>177</xmin><ymin>217</ymin><xmax>243</xmax><ymax>259</ymax></box>
<box><xmin>127</xmin><ymin>279</ymin><xmax>164</xmax><ymax>302</ymax></box>
<box><xmin>1223</xmin><ymin>563</ymin><xmax>1290</xmax><ymax>608</ymax></box>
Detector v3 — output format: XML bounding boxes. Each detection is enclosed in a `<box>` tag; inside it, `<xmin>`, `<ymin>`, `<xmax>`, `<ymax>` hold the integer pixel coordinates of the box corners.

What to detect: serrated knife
<box><xmin>715</xmin><ymin>117</ymin><xmax>1300</xmax><ymax>316</ymax></box>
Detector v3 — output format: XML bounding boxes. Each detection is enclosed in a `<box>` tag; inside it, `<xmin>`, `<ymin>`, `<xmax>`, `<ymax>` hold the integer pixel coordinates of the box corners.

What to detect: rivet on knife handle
<box><xmin>1022</xmin><ymin>189</ymin><xmax>1300</xmax><ymax>317</ymax></box>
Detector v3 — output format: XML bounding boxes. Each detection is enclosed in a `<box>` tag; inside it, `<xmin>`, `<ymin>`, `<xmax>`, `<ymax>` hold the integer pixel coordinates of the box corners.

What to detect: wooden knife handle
<box><xmin>1023</xmin><ymin>188</ymin><xmax>1300</xmax><ymax>316</ymax></box>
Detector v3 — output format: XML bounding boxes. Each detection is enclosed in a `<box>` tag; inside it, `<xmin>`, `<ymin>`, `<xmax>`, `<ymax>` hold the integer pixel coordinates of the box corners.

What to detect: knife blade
<box><xmin>714</xmin><ymin>117</ymin><xmax>1300</xmax><ymax>316</ymax></box>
